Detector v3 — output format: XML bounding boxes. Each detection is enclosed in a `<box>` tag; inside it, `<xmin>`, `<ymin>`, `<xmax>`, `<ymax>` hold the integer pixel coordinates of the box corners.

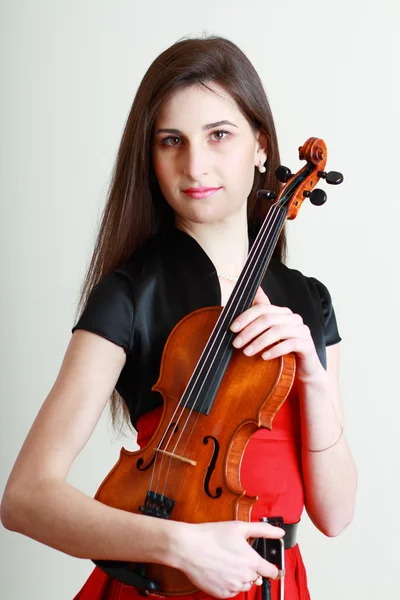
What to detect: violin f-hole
<box><xmin>203</xmin><ymin>435</ymin><xmax>223</xmax><ymax>499</ymax></box>
<box><xmin>136</xmin><ymin>422</ymin><xmax>179</xmax><ymax>471</ymax></box>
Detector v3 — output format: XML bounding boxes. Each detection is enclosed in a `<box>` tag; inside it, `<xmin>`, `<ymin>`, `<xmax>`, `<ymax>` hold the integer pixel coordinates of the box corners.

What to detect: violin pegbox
<box><xmin>257</xmin><ymin>137</ymin><xmax>344</xmax><ymax>220</ymax></box>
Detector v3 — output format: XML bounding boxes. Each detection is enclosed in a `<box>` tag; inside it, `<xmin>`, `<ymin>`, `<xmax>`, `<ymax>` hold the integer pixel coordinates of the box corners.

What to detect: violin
<box><xmin>93</xmin><ymin>138</ymin><xmax>343</xmax><ymax>595</ymax></box>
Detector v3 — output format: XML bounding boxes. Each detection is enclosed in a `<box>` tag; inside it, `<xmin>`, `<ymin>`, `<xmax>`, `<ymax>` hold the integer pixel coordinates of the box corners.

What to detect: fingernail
<box><xmin>231</xmin><ymin>322</ymin><xmax>241</xmax><ymax>331</ymax></box>
<box><xmin>269</xmin><ymin>526</ymin><xmax>285</xmax><ymax>535</ymax></box>
<box><xmin>244</xmin><ymin>345</ymin><xmax>254</xmax><ymax>356</ymax></box>
<box><xmin>233</xmin><ymin>337</ymin><xmax>243</xmax><ymax>348</ymax></box>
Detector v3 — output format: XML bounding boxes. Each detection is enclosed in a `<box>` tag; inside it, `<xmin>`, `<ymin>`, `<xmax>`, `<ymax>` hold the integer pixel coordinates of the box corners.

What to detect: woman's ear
<box><xmin>254</xmin><ymin>129</ymin><xmax>268</xmax><ymax>166</ymax></box>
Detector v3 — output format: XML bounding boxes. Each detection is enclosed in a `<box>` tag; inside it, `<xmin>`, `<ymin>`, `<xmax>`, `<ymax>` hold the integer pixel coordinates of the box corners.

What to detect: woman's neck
<box><xmin>175</xmin><ymin>213</ymin><xmax>249</xmax><ymax>279</ymax></box>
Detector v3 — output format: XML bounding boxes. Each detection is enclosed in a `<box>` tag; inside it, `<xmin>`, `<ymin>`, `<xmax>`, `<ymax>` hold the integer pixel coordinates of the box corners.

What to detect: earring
<box><xmin>258</xmin><ymin>160</ymin><xmax>266</xmax><ymax>174</ymax></box>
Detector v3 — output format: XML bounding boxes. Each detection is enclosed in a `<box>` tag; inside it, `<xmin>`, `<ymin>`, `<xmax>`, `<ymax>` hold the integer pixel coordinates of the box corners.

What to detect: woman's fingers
<box><xmin>239</xmin><ymin>581</ymin><xmax>256</xmax><ymax>593</ymax></box>
<box><xmin>244</xmin><ymin>520</ymin><xmax>284</xmax><ymax>539</ymax></box>
<box><xmin>230</xmin><ymin>301</ymin><xmax>293</xmax><ymax>335</ymax></box>
<box><xmin>255</xmin><ymin>559</ymin><xmax>280</xmax><ymax>581</ymax></box>
<box><xmin>240</xmin><ymin>580</ymin><xmax>257</xmax><ymax>593</ymax></box>
<box><xmin>243</xmin><ymin>522</ymin><xmax>283</xmax><ymax>581</ymax></box>
<box><xmin>180</xmin><ymin>520</ymin><xmax>284</xmax><ymax>598</ymax></box>
<box><xmin>253</xmin><ymin>286</ymin><xmax>272</xmax><ymax>306</ymax></box>
<box><xmin>232</xmin><ymin>317</ymin><xmax>303</xmax><ymax>351</ymax></box>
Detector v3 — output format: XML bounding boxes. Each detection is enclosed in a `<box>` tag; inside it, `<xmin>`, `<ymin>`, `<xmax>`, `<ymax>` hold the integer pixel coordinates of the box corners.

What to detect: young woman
<box><xmin>1</xmin><ymin>36</ymin><xmax>357</xmax><ymax>600</ymax></box>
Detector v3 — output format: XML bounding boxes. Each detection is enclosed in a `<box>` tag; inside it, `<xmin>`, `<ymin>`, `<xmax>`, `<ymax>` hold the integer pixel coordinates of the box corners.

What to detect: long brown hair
<box><xmin>75</xmin><ymin>35</ymin><xmax>287</xmax><ymax>431</ymax></box>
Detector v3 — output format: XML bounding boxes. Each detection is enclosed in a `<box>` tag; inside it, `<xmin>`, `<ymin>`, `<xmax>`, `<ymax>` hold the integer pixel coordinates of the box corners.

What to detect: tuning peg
<box><xmin>275</xmin><ymin>166</ymin><xmax>292</xmax><ymax>183</ymax></box>
<box><xmin>303</xmin><ymin>189</ymin><xmax>327</xmax><ymax>206</ymax></box>
<box><xmin>317</xmin><ymin>170</ymin><xmax>344</xmax><ymax>185</ymax></box>
<box><xmin>257</xmin><ymin>190</ymin><xmax>277</xmax><ymax>200</ymax></box>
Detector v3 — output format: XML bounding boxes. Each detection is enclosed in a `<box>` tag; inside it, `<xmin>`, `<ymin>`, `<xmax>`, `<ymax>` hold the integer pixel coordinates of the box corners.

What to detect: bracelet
<box><xmin>304</xmin><ymin>424</ymin><xmax>344</xmax><ymax>453</ymax></box>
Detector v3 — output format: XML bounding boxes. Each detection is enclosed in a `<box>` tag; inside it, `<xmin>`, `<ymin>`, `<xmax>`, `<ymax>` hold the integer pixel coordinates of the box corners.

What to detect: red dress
<box><xmin>73</xmin><ymin>385</ymin><xmax>310</xmax><ymax>600</ymax></box>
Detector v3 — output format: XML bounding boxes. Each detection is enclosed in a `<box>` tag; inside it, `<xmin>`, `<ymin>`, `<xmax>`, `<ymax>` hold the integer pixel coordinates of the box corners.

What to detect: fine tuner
<box><xmin>257</xmin><ymin>141</ymin><xmax>344</xmax><ymax>211</ymax></box>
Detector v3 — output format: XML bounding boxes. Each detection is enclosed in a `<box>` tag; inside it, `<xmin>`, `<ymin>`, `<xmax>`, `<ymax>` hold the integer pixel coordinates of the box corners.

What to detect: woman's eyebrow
<box><xmin>155</xmin><ymin>120</ymin><xmax>238</xmax><ymax>135</ymax></box>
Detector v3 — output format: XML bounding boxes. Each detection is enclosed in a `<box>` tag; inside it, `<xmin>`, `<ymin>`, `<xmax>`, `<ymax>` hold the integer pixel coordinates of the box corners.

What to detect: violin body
<box><xmin>95</xmin><ymin>306</ymin><xmax>296</xmax><ymax>595</ymax></box>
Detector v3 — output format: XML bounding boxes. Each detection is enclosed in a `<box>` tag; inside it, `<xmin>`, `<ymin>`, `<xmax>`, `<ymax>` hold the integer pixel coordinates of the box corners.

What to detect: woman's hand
<box><xmin>230</xmin><ymin>286</ymin><xmax>323</xmax><ymax>384</ymax></box>
<box><xmin>175</xmin><ymin>520</ymin><xmax>283</xmax><ymax>599</ymax></box>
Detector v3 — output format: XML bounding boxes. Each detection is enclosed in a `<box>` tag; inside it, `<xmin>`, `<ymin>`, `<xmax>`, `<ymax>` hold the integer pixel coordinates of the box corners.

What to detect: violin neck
<box><xmin>223</xmin><ymin>203</ymin><xmax>287</xmax><ymax>319</ymax></box>
<box><xmin>180</xmin><ymin>203</ymin><xmax>288</xmax><ymax>415</ymax></box>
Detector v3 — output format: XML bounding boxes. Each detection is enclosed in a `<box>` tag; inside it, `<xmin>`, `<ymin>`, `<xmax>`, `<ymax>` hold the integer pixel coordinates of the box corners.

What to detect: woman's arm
<box><xmin>230</xmin><ymin>287</ymin><xmax>358</xmax><ymax>537</ymax></box>
<box><xmin>0</xmin><ymin>330</ymin><xmax>181</xmax><ymax>564</ymax></box>
<box><xmin>298</xmin><ymin>343</ymin><xmax>358</xmax><ymax>537</ymax></box>
<box><xmin>1</xmin><ymin>329</ymin><xmax>282</xmax><ymax>598</ymax></box>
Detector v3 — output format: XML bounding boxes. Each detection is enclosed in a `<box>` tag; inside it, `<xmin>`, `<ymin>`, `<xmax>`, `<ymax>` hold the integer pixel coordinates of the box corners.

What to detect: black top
<box><xmin>72</xmin><ymin>228</ymin><xmax>341</xmax><ymax>429</ymax></box>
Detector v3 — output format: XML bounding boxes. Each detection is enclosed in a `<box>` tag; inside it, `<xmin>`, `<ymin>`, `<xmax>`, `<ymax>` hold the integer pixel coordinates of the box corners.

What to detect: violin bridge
<box><xmin>154</xmin><ymin>448</ymin><xmax>197</xmax><ymax>466</ymax></box>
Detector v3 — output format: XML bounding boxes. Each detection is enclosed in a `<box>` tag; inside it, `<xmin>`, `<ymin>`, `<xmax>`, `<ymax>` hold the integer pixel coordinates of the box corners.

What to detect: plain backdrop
<box><xmin>1</xmin><ymin>0</ymin><xmax>399</xmax><ymax>598</ymax></box>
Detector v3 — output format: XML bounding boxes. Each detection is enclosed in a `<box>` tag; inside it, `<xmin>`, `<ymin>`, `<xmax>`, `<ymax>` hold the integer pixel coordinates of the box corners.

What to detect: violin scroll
<box><xmin>298</xmin><ymin>136</ymin><xmax>327</xmax><ymax>164</ymax></box>
<box><xmin>257</xmin><ymin>137</ymin><xmax>344</xmax><ymax>220</ymax></box>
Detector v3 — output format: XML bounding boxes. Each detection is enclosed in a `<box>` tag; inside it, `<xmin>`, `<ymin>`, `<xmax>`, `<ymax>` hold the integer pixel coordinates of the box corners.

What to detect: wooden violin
<box><xmin>93</xmin><ymin>138</ymin><xmax>343</xmax><ymax>595</ymax></box>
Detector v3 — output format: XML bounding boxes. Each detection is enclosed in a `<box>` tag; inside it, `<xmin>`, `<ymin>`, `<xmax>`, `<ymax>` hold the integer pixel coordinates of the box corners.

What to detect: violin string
<box><xmin>157</xmin><ymin>207</ymin><xmax>287</xmax><ymax>501</ymax></box>
<box><xmin>163</xmin><ymin>206</ymin><xmax>286</xmax><ymax>470</ymax></box>
<box><xmin>152</xmin><ymin>204</ymin><xmax>285</xmax><ymax>499</ymax></box>
<box><xmin>153</xmin><ymin>204</ymin><xmax>286</xmax><ymax>498</ymax></box>
<box><xmin>147</xmin><ymin>448</ymin><xmax>160</xmax><ymax>498</ymax></box>
<box><xmin>155</xmin><ymin>204</ymin><xmax>287</xmax><ymax>497</ymax></box>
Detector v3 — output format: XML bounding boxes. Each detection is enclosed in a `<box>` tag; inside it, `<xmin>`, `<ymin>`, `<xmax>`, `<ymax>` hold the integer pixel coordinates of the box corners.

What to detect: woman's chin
<box><xmin>180</xmin><ymin>210</ymin><xmax>233</xmax><ymax>226</ymax></box>
<box><xmin>174</xmin><ymin>203</ymin><xmax>241</xmax><ymax>226</ymax></box>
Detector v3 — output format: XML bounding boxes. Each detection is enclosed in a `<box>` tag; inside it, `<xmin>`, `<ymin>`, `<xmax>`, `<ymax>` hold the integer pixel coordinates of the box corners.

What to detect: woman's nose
<box><xmin>183</xmin><ymin>144</ymin><xmax>209</xmax><ymax>179</ymax></box>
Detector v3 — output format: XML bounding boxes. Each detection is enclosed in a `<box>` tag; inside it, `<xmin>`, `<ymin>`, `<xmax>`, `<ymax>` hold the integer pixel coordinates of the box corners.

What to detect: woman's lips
<box><xmin>182</xmin><ymin>187</ymin><xmax>222</xmax><ymax>198</ymax></box>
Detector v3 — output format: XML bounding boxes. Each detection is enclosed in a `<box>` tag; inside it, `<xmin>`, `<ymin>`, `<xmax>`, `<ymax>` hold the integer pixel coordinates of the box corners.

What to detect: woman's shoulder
<box><xmin>268</xmin><ymin>258</ymin><xmax>341</xmax><ymax>346</ymax></box>
<box><xmin>118</xmin><ymin>231</ymin><xmax>175</xmax><ymax>279</ymax></box>
<box><xmin>72</xmin><ymin>268</ymin><xmax>135</xmax><ymax>353</ymax></box>
<box><xmin>71</xmin><ymin>234</ymin><xmax>173</xmax><ymax>351</ymax></box>
<box><xmin>269</xmin><ymin>257</ymin><xmax>333</xmax><ymax>300</ymax></box>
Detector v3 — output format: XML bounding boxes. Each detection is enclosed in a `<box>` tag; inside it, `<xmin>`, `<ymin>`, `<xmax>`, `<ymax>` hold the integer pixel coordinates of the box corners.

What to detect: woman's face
<box><xmin>152</xmin><ymin>83</ymin><xmax>267</xmax><ymax>227</ymax></box>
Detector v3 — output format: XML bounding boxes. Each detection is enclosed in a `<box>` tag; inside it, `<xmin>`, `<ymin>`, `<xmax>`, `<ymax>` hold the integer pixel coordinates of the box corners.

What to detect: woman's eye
<box><xmin>210</xmin><ymin>129</ymin><xmax>229</xmax><ymax>141</ymax></box>
<box><xmin>161</xmin><ymin>136</ymin><xmax>181</xmax><ymax>146</ymax></box>
<box><xmin>159</xmin><ymin>130</ymin><xmax>230</xmax><ymax>147</ymax></box>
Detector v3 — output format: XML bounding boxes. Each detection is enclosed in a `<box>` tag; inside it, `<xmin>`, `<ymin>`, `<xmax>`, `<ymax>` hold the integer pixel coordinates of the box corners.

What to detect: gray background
<box><xmin>1</xmin><ymin>0</ymin><xmax>399</xmax><ymax>598</ymax></box>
